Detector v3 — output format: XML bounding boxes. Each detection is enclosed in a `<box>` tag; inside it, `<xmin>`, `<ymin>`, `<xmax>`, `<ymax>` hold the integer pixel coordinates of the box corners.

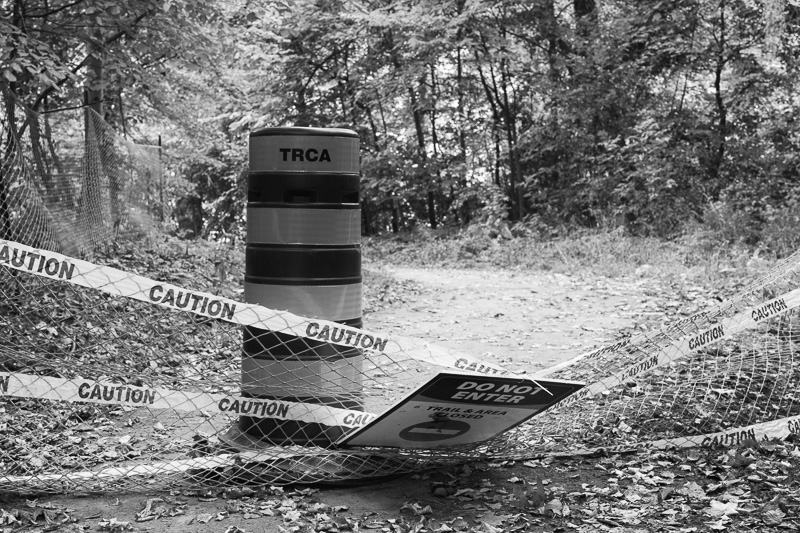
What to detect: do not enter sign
<box><xmin>339</xmin><ymin>373</ymin><xmax>584</xmax><ymax>449</ymax></box>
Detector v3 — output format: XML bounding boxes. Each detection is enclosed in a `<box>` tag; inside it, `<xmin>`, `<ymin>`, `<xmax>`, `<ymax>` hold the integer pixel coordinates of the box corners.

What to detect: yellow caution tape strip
<box><xmin>0</xmin><ymin>239</ymin><xmax>510</xmax><ymax>376</ymax></box>
<box><xmin>541</xmin><ymin>289</ymin><xmax>800</xmax><ymax>408</ymax></box>
<box><xmin>646</xmin><ymin>413</ymin><xmax>800</xmax><ymax>449</ymax></box>
<box><xmin>542</xmin><ymin>413</ymin><xmax>800</xmax><ymax>459</ymax></box>
<box><xmin>0</xmin><ymin>372</ymin><xmax>375</xmax><ymax>428</ymax></box>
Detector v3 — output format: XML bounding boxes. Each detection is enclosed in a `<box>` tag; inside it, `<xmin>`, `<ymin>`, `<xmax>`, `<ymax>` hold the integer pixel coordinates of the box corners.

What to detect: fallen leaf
<box><xmin>704</xmin><ymin>500</ymin><xmax>738</xmax><ymax>518</ymax></box>
<box><xmin>527</xmin><ymin>477</ymin><xmax>548</xmax><ymax>509</ymax></box>
<box><xmin>545</xmin><ymin>498</ymin><xmax>569</xmax><ymax>517</ymax></box>
<box><xmin>677</xmin><ymin>481</ymin><xmax>706</xmax><ymax>500</ymax></box>
<box><xmin>762</xmin><ymin>496</ymin><xmax>786</xmax><ymax>526</ymax></box>
<box><xmin>193</xmin><ymin>513</ymin><xmax>213</xmax><ymax>524</ymax></box>
<box><xmin>705</xmin><ymin>518</ymin><xmax>729</xmax><ymax>530</ymax></box>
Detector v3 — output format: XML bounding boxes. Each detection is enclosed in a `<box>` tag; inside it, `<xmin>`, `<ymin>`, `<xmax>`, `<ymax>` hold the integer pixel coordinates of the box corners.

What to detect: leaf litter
<box><xmin>2</xmin><ymin>239</ymin><xmax>798</xmax><ymax>531</ymax></box>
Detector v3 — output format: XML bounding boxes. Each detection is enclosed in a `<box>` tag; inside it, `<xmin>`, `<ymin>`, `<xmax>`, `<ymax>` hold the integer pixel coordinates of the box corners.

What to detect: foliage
<box><xmin>4</xmin><ymin>0</ymin><xmax>800</xmax><ymax>245</ymax></box>
<box><xmin>362</xmin><ymin>224</ymin><xmax>770</xmax><ymax>288</ymax></box>
<box><xmin>173</xmin><ymin>144</ymin><xmax>247</xmax><ymax>240</ymax></box>
<box><xmin>2</xmin><ymin>0</ymin><xmax>219</xmax><ymax>123</ymax></box>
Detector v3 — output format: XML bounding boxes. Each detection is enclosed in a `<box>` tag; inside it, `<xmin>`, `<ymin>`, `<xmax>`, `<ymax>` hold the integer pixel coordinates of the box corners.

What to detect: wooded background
<box><xmin>3</xmin><ymin>0</ymin><xmax>799</xmax><ymax>246</ymax></box>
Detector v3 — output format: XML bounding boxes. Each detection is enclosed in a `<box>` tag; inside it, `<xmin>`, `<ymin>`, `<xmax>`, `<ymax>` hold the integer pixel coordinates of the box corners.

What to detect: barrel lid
<box><xmin>251</xmin><ymin>127</ymin><xmax>358</xmax><ymax>138</ymax></box>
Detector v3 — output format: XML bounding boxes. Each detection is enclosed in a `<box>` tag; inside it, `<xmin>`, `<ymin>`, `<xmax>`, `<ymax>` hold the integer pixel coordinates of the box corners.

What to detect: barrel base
<box><xmin>228</xmin><ymin>416</ymin><xmax>347</xmax><ymax>448</ymax></box>
<box><xmin>209</xmin><ymin>425</ymin><xmax>411</xmax><ymax>486</ymax></box>
<box><xmin>219</xmin><ymin>423</ymin><xmax>283</xmax><ymax>451</ymax></box>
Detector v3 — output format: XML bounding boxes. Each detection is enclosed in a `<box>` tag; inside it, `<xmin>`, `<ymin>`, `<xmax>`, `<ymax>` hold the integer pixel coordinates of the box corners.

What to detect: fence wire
<box><xmin>3</xmin><ymin>86</ymin><xmax>800</xmax><ymax>495</ymax></box>
<box><xmin>1</xmin><ymin>85</ymin><xmax>163</xmax><ymax>257</ymax></box>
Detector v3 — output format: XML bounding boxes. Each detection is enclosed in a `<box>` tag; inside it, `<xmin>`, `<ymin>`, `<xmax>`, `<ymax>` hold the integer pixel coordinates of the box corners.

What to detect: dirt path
<box><xmin>4</xmin><ymin>265</ymin><xmax>689</xmax><ymax>533</ymax></box>
<box><xmin>365</xmin><ymin>265</ymin><xmax>669</xmax><ymax>375</ymax></box>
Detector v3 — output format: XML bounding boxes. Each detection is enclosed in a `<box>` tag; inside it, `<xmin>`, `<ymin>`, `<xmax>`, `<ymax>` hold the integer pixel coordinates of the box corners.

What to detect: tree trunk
<box><xmin>361</xmin><ymin>198</ymin><xmax>372</xmax><ymax>236</ymax></box>
<box><xmin>391</xmin><ymin>198</ymin><xmax>400</xmax><ymax>233</ymax></box>
<box><xmin>409</xmin><ymin>80</ymin><xmax>436</xmax><ymax>229</ymax></box>
<box><xmin>709</xmin><ymin>0</ymin><xmax>728</xmax><ymax>186</ymax></box>
<box><xmin>499</xmin><ymin>57</ymin><xmax>522</xmax><ymax>220</ymax></box>
<box><xmin>455</xmin><ymin>41</ymin><xmax>468</xmax><ymax>187</ymax></box>
<box><xmin>475</xmin><ymin>44</ymin><xmax>521</xmax><ymax>220</ymax></box>
<box><xmin>81</xmin><ymin>36</ymin><xmax>106</xmax><ymax>246</ymax></box>
<box><xmin>428</xmin><ymin>63</ymin><xmax>443</xmax><ymax>227</ymax></box>
<box><xmin>574</xmin><ymin>0</ymin><xmax>597</xmax><ymax>39</ymax></box>
<box><xmin>1</xmin><ymin>87</ymin><xmax>17</xmax><ymax>241</ymax></box>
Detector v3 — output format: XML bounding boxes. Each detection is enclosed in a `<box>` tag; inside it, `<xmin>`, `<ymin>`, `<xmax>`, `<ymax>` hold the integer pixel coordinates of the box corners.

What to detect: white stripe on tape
<box><xmin>0</xmin><ymin>372</ymin><xmax>375</xmax><ymax>428</ymax></box>
<box><xmin>540</xmin><ymin>280</ymin><xmax>800</xmax><ymax>381</ymax></box>
<box><xmin>0</xmin><ymin>239</ymin><xmax>510</xmax><ymax>376</ymax></box>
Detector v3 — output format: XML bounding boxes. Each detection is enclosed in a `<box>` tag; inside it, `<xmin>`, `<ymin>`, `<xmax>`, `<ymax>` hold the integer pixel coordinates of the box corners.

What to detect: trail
<box><xmin>5</xmin><ymin>264</ymin><xmax>753</xmax><ymax>533</ymax></box>
<box><xmin>365</xmin><ymin>266</ymin><xmax>672</xmax><ymax>375</ymax></box>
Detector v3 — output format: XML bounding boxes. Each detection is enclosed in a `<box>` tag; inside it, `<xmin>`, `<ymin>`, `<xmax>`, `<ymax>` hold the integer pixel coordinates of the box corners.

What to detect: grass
<box><xmin>362</xmin><ymin>224</ymin><xmax>772</xmax><ymax>289</ymax></box>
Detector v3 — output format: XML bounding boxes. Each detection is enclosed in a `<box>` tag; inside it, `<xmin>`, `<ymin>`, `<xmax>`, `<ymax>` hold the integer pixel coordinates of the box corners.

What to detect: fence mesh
<box><xmin>1</xmin><ymin>85</ymin><xmax>163</xmax><ymax>257</ymax></box>
<box><xmin>4</xmin><ymin>86</ymin><xmax>800</xmax><ymax>495</ymax></box>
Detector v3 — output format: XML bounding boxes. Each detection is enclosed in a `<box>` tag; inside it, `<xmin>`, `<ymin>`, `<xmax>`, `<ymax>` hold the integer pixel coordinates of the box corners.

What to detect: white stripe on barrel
<box><xmin>244</xmin><ymin>282</ymin><xmax>362</xmax><ymax>322</ymax></box>
<box><xmin>247</xmin><ymin>208</ymin><xmax>361</xmax><ymax>245</ymax></box>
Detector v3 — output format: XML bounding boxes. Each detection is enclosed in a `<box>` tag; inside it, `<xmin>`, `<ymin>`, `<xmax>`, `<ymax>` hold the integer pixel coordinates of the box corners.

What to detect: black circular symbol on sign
<box><xmin>399</xmin><ymin>416</ymin><xmax>471</xmax><ymax>442</ymax></box>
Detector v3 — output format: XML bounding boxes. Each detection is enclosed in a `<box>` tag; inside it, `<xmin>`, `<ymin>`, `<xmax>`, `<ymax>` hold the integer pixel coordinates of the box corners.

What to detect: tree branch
<box><xmin>27</xmin><ymin>8</ymin><xmax>154</xmax><ymax>114</ymax></box>
<box><xmin>26</xmin><ymin>0</ymin><xmax>88</xmax><ymax>19</ymax></box>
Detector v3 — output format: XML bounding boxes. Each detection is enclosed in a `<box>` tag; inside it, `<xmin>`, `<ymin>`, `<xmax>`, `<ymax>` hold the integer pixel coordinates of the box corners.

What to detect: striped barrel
<box><xmin>237</xmin><ymin>127</ymin><xmax>362</xmax><ymax>446</ymax></box>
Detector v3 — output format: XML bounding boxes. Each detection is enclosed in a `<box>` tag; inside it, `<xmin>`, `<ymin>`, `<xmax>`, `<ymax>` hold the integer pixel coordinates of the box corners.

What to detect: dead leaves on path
<box><xmin>401</xmin><ymin>442</ymin><xmax>800</xmax><ymax>533</ymax></box>
<box><xmin>2</xmin><ymin>439</ymin><xmax>800</xmax><ymax>533</ymax></box>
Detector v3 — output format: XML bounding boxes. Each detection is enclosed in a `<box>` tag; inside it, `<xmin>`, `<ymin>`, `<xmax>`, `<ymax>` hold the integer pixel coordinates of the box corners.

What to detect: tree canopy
<box><xmin>3</xmin><ymin>0</ymin><xmax>799</xmax><ymax>243</ymax></box>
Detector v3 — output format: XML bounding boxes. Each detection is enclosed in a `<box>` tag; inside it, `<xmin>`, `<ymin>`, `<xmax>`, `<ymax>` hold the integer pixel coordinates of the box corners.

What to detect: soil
<box><xmin>364</xmin><ymin>265</ymin><xmax>673</xmax><ymax>375</ymax></box>
<box><xmin>1</xmin><ymin>264</ymin><xmax>790</xmax><ymax>532</ymax></box>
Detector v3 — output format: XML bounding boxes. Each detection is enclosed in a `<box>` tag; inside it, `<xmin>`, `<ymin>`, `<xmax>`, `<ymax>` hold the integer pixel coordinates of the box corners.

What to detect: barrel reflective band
<box><xmin>244</xmin><ymin>282</ymin><xmax>361</xmax><ymax>321</ymax></box>
<box><xmin>241</xmin><ymin>356</ymin><xmax>363</xmax><ymax>403</ymax></box>
<box><xmin>247</xmin><ymin>208</ymin><xmax>361</xmax><ymax>245</ymax></box>
<box><xmin>250</xmin><ymin>135</ymin><xmax>359</xmax><ymax>174</ymax></box>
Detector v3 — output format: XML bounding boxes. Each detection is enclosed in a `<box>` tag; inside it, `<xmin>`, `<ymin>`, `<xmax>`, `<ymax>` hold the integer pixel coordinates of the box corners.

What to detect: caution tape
<box><xmin>0</xmin><ymin>372</ymin><xmax>376</xmax><ymax>428</ymax></box>
<box><xmin>7</xmin><ymin>236</ymin><xmax>800</xmax><ymax>491</ymax></box>
<box><xmin>645</xmin><ymin>414</ymin><xmax>800</xmax><ymax>450</ymax></box>
<box><xmin>0</xmin><ymin>239</ymin><xmax>509</xmax><ymax>376</ymax></box>
<box><xmin>541</xmin><ymin>413</ymin><xmax>800</xmax><ymax>459</ymax></box>
<box><xmin>6</xmin><ymin>413</ymin><xmax>800</xmax><ymax>490</ymax></box>
<box><xmin>546</xmin><ymin>289</ymin><xmax>800</xmax><ymax>408</ymax></box>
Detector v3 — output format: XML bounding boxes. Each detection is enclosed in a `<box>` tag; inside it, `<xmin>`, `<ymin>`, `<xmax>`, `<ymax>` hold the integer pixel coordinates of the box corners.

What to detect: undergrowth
<box><xmin>362</xmin><ymin>224</ymin><xmax>779</xmax><ymax>289</ymax></box>
<box><xmin>99</xmin><ymin>221</ymin><xmax>787</xmax><ymax>304</ymax></box>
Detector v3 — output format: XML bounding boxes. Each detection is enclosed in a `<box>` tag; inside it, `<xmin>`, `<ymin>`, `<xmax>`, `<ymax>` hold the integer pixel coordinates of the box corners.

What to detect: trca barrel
<box><xmin>237</xmin><ymin>126</ymin><xmax>362</xmax><ymax>446</ymax></box>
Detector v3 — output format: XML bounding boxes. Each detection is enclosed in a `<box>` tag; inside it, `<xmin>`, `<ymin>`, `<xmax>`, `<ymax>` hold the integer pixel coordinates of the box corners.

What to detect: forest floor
<box><xmin>3</xmin><ymin>240</ymin><xmax>800</xmax><ymax>533</ymax></box>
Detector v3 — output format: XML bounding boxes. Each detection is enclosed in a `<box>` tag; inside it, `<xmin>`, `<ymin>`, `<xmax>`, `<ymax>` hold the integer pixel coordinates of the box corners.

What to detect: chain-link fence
<box><xmin>1</xmin><ymin>85</ymin><xmax>163</xmax><ymax>257</ymax></box>
<box><xmin>3</xmin><ymin>237</ymin><xmax>800</xmax><ymax>494</ymax></box>
<box><xmin>3</xmin><ymin>84</ymin><xmax>800</xmax><ymax>494</ymax></box>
